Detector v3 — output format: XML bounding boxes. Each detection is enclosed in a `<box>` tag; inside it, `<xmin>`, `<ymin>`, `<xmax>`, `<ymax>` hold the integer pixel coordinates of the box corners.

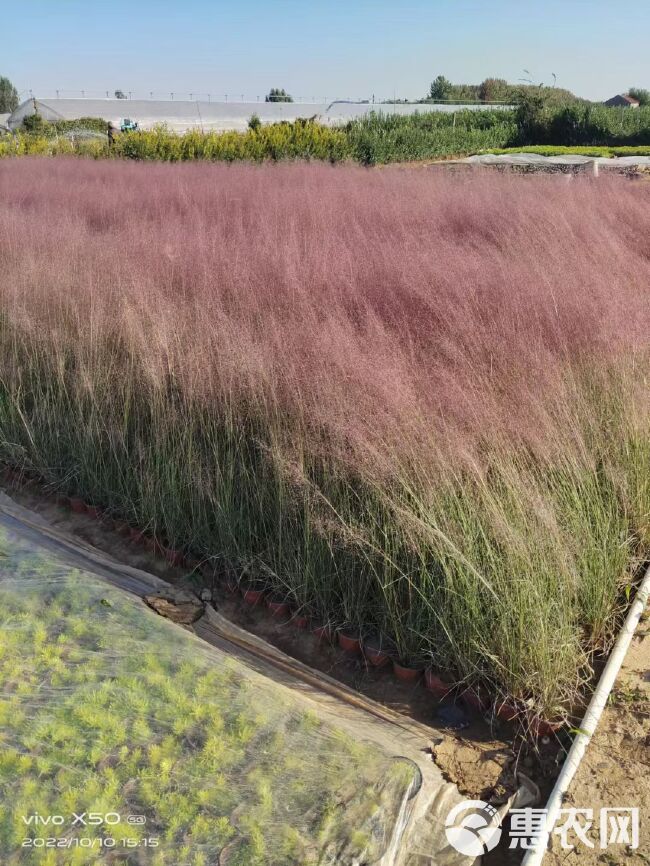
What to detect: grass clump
<box><xmin>0</xmin><ymin>529</ymin><xmax>414</xmax><ymax>865</ymax></box>
<box><xmin>0</xmin><ymin>160</ymin><xmax>648</xmax><ymax>719</ymax></box>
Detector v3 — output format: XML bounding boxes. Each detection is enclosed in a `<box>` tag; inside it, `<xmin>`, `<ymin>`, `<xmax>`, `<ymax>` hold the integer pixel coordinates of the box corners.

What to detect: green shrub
<box><xmin>344</xmin><ymin>109</ymin><xmax>517</xmax><ymax>164</ymax></box>
<box><xmin>21</xmin><ymin>112</ymin><xmax>49</xmax><ymax>134</ymax></box>
<box><xmin>112</xmin><ymin>122</ymin><xmax>350</xmax><ymax>163</ymax></box>
<box><xmin>52</xmin><ymin>116</ymin><xmax>109</xmax><ymax>134</ymax></box>
<box><xmin>513</xmin><ymin>102</ymin><xmax>650</xmax><ymax>147</ymax></box>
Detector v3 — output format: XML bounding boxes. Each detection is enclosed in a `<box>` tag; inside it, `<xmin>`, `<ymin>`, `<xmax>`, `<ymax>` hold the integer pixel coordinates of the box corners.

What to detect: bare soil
<box><xmin>543</xmin><ymin>616</ymin><xmax>650</xmax><ymax>865</ymax></box>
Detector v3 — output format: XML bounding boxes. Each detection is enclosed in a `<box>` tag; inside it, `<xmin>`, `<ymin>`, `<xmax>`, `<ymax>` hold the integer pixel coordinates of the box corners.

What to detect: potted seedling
<box><xmin>461</xmin><ymin>683</ymin><xmax>491</xmax><ymax>712</ymax></box>
<box><xmin>266</xmin><ymin>593</ymin><xmax>291</xmax><ymax>618</ymax></box>
<box><xmin>527</xmin><ymin>703</ymin><xmax>566</xmax><ymax>737</ymax></box>
<box><xmin>128</xmin><ymin>525</ymin><xmax>145</xmax><ymax>543</ymax></box>
<box><xmin>363</xmin><ymin>634</ymin><xmax>392</xmax><ymax>668</ymax></box>
<box><xmin>392</xmin><ymin>656</ymin><xmax>425</xmax><ymax>683</ymax></box>
<box><xmin>141</xmin><ymin>532</ymin><xmax>157</xmax><ymax>552</ymax></box>
<box><xmin>424</xmin><ymin>668</ymin><xmax>453</xmax><ymax>699</ymax></box>
<box><xmin>337</xmin><ymin>625</ymin><xmax>363</xmax><ymax>654</ymax></box>
<box><xmin>69</xmin><ymin>496</ymin><xmax>86</xmax><ymax>514</ymax></box>
<box><xmin>389</xmin><ymin>626</ymin><xmax>425</xmax><ymax>682</ymax></box>
<box><xmin>495</xmin><ymin>696</ymin><xmax>523</xmax><ymax>722</ymax></box>
<box><xmin>312</xmin><ymin>621</ymin><xmax>334</xmax><ymax>643</ymax></box>
<box><xmin>290</xmin><ymin>607</ymin><xmax>310</xmax><ymax>629</ymax></box>
<box><xmin>528</xmin><ymin>715</ymin><xmax>565</xmax><ymax>737</ymax></box>
<box><xmin>112</xmin><ymin>517</ymin><xmax>131</xmax><ymax>536</ymax></box>
<box><xmin>204</xmin><ymin>557</ymin><xmax>237</xmax><ymax>593</ymax></box>
<box><xmin>240</xmin><ymin>577</ymin><xmax>266</xmax><ymax>606</ymax></box>
<box><xmin>164</xmin><ymin>545</ymin><xmax>186</xmax><ymax>568</ymax></box>
<box><xmin>282</xmin><ymin>589</ymin><xmax>312</xmax><ymax>628</ymax></box>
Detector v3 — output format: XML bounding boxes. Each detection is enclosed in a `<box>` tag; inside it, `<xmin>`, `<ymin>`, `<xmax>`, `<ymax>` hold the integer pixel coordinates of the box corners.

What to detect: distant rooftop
<box><xmin>603</xmin><ymin>94</ymin><xmax>640</xmax><ymax>107</ymax></box>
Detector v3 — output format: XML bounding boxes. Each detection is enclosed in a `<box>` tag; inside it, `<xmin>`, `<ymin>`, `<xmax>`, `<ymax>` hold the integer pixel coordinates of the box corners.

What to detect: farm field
<box><xmin>0</xmin><ymin>110</ymin><xmax>513</xmax><ymax>164</ymax></box>
<box><xmin>0</xmin><ymin>158</ymin><xmax>649</xmax><ymax>730</ymax></box>
<box><xmin>2</xmin><ymin>102</ymin><xmax>650</xmax><ymax>164</ymax></box>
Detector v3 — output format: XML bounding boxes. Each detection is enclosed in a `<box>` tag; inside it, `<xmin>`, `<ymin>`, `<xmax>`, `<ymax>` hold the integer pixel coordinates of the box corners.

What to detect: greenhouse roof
<box><xmin>7</xmin><ymin>97</ymin><xmax>510</xmax><ymax>133</ymax></box>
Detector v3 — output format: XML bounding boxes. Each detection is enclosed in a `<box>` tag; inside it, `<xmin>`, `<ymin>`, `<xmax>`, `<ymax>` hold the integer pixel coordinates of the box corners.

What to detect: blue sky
<box><xmin>4</xmin><ymin>0</ymin><xmax>649</xmax><ymax>102</ymax></box>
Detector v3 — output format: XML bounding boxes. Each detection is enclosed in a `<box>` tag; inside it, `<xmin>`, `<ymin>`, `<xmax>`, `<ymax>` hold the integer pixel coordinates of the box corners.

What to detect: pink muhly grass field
<box><xmin>1</xmin><ymin>157</ymin><xmax>649</xmax><ymax>715</ymax></box>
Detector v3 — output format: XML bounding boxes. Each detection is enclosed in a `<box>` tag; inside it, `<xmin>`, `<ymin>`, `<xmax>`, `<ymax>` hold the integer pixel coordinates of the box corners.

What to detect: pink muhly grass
<box><xmin>1</xmin><ymin>158</ymin><xmax>649</xmax><ymax>714</ymax></box>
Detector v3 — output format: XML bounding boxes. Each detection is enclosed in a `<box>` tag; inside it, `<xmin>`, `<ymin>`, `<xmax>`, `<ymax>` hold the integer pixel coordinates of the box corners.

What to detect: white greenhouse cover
<box><xmin>8</xmin><ymin>97</ymin><xmax>510</xmax><ymax>133</ymax></box>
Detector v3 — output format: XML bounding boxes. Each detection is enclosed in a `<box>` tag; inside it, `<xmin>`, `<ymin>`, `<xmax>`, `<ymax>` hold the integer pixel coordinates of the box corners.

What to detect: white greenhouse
<box><xmin>7</xmin><ymin>96</ymin><xmax>509</xmax><ymax>134</ymax></box>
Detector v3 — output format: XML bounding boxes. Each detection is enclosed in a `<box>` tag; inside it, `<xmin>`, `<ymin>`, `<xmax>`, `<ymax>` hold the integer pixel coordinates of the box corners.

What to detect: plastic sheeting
<box><xmin>453</xmin><ymin>152</ymin><xmax>650</xmax><ymax>171</ymax></box>
<box><xmin>0</xmin><ymin>492</ymin><xmax>475</xmax><ymax>866</ymax></box>
<box><xmin>7</xmin><ymin>98</ymin><xmax>511</xmax><ymax>133</ymax></box>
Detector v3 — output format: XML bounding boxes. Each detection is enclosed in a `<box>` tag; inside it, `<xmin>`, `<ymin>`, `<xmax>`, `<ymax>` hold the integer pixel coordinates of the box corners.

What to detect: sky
<box><xmin>3</xmin><ymin>0</ymin><xmax>649</xmax><ymax>103</ymax></box>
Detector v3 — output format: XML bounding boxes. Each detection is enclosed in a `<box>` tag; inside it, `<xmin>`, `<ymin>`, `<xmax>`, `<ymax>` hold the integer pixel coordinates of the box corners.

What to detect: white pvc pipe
<box><xmin>522</xmin><ymin>562</ymin><xmax>650</xmax><ymax>866</ymax></box>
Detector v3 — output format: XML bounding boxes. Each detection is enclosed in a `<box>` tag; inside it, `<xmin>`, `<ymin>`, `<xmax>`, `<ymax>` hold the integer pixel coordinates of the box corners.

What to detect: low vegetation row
<box><xmin>423</xmin><ymin>74</ymin><xmax>582</xmax><ymax>105</ymax></box>
<box><xmin>485</xmin><ymin>145</ymin><xmax>650</xmax><ymax>157</ymax></box>
<box><xmin>1</xmin><ymin>160</ymin><xmax>648</xmax><ymax>722</ymax></box>
<box><xmin>2</xmin><ymin>101</ymin><xmax>650</xmax><ymax>164</ymax></box>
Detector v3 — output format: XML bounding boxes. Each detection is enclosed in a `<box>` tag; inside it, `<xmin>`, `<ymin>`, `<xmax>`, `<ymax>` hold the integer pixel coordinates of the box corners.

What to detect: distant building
<box><xmin>603</xmin><ymin>94</ymin><xmax>640</xmax><ymax>108</ymax></box>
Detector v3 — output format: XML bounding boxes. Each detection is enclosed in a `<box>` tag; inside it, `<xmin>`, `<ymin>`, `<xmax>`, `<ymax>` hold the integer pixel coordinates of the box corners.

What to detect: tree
<box><xmin>428</xmin><ymin>75</ymin><xmax>452</xmax><ymax>101</ymax></box>
<box><xmin>22</xmin><ymin>110</ymin><xmax>49</xmax><ymax>134</ymax></box>
<box><xmin>478</xmin><ymin>77</ymin><xmax>509</xmax><ymax>103</ymax></box>
<box><xmin>514</xmin><ymin>88</ymin><xmax>546</xmax><ymax>143</ymax></box>
<box><xmin>0</xmin><ymin>76</ymin><xmax>19</xmax><ymax>113</ymax></box>
<box><xmin>265</xmin><ymin>88</ymin><xmax>293</xmax><ymax>103</ymax></box>
<box><xmin>114</xmin><ymin>89</ymin><xmax>127</xmax><ymax>100</ymax></box>
<box><xmin>628</xmin><ymin>87</ymin><xmax>650</xmax><ymax>106</ymax></box>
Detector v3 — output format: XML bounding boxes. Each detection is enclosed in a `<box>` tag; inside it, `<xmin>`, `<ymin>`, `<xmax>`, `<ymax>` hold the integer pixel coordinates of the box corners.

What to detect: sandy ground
<box><xmin>5</xmin><ymin>477</ymin><xmax>648</xmax><ymax>863</ymax></box>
